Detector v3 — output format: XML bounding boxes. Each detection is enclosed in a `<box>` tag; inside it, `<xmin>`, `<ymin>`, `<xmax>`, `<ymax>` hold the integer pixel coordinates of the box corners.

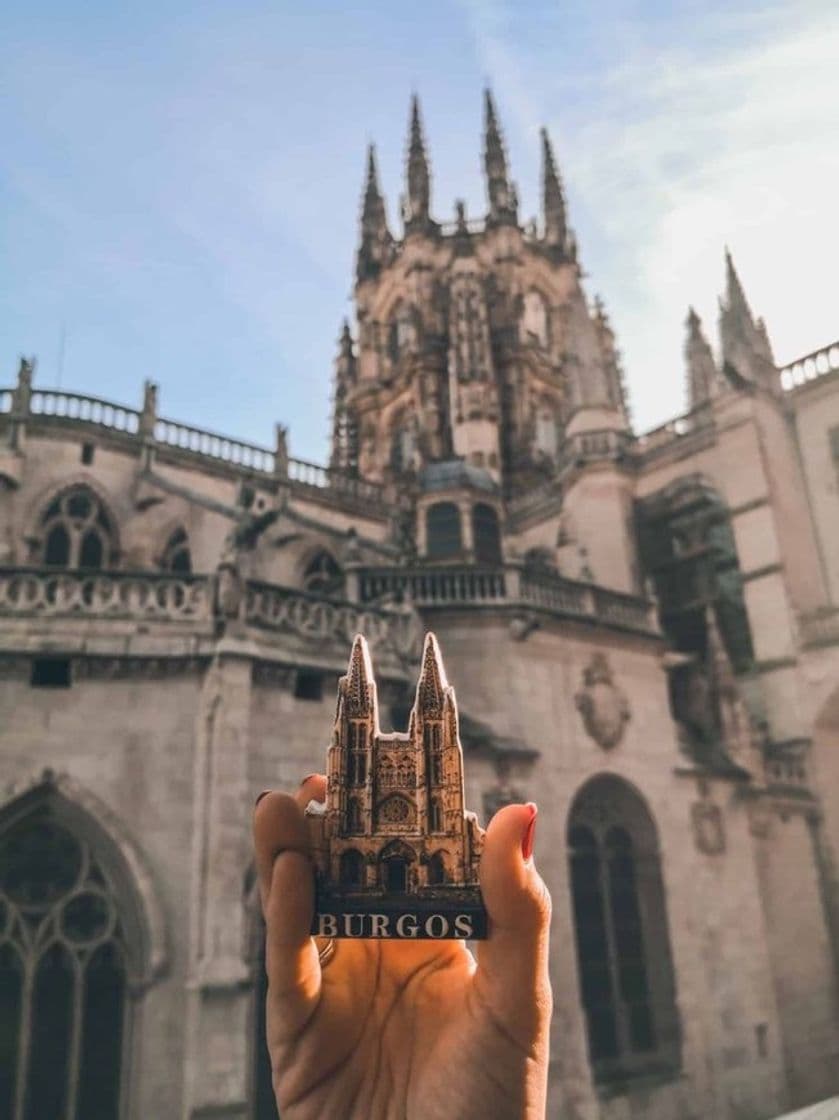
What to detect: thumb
<box><xmin>475</xmin><ymin>803</ymin><xmax>553</xmax><ymax>1041</ymax></box>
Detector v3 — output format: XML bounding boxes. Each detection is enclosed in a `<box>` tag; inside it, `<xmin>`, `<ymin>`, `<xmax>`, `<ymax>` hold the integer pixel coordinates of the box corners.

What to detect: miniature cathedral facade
<box><xmin>310</xmin><ymin>633</ymin><xmax>483</xmax><ymax>896</ymax></box>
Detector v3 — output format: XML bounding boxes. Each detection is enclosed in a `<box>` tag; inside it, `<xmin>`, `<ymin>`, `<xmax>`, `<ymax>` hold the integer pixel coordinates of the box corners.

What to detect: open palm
<box><xmin>253</xmin><ymin>776</ymin><xmax>552</xmax><ymax>1120</ymax></box>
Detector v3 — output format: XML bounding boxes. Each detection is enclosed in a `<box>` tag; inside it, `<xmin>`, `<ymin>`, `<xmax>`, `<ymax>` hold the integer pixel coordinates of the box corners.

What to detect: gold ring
<box><xmin>318</xmin><ymin>938</ymin><xmax>336</xmax><ymax>968</ymax></box>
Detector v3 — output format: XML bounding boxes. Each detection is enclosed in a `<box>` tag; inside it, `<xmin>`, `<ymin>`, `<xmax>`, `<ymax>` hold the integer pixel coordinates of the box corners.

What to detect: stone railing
<box><xmin>357</xmin><ymin>566</ymin><xmax>508</xmax><ymax>606</ymax></box>
<box><xmin>0</xmin><ymin>567</ymin><xmax>212</xmax><ymax>621</ymax></box>
<box><xmin>797</xmin><ymin>607</ymin><xmax>839</xmax><ymax>649</ymax></box>
<box><xmin>154</xmin><ymin>417</ymin><xmax>275</xmax><ymax>473</ymax></box>
<box><xmin>779</xmin><ymin>341</ymin><xmax>839</xmax><ymax>392</ymax></box>
<box><xmin>636</xmin><ymin>403</ymin><xmax>714</xmax><ymax>459</ymax></box>
<box><xmin>287</xmin><ymin>456</ymin><xmax>387</xmax><ymax>507</ymax></box>
<box><xmin>356</xmin><ymin>562</ymin><xmax>658</xmax><ymax>635</ymax></box>
<box><xmin>244</xmin><ymin>580</ymin><xmax>421</xmax><ymax>663</ymax></box>
<box><xmin>30</xmin><ymin>389</ymin><xmax>141</xmax><ymax>434</ymax></box>
<box><xmin>0</xmin><ymin>377</ymin><xmax>390</xmax><ymax>512</ymax></box>
<box><xmin>0</xmin><ymin>567</ymin><xmax>421</xmax><ymax>669</ymax></box>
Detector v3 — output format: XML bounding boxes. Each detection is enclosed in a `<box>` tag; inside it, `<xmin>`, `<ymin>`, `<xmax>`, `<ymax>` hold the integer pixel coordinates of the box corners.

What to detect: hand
<box><xmin>253</xmin><ymin>775</ymin><xmax>552</xmax><ymax>1120</ymax></box>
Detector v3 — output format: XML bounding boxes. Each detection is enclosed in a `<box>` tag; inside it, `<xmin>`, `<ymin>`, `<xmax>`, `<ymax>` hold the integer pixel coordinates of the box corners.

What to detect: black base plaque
<box><xmin>312</xmin><ymin>890</ymin><xmax>488</xmax><ymax>940</ymax></box>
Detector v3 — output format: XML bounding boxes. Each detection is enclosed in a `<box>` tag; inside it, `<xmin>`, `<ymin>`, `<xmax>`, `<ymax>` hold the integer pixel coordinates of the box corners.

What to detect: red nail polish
<box><xmin>254</xmin><ymin>790</ymin><xmax>272</xmax><ymax>808</ymax></box>
<box><xmin>521</xmin><ymin>803</ymin><xmax>538</xmax><ymax>861</ymax></box>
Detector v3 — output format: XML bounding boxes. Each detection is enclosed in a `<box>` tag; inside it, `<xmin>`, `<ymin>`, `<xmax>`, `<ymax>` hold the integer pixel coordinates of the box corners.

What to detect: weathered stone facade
<box><xmin>1</xmin><ymin>92</ymin><xmax>839</xmax><ymax>1120</ymax></box>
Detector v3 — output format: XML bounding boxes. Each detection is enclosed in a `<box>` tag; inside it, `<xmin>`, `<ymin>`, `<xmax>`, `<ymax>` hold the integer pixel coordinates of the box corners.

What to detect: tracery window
<box><xmin>378</xmin><ymin>796</ymin><xmax>415</xmax><ymax>827</ymax></box>
<box><xmin>426</xmin><ymin>503</ymin><xmax>462</xmax><ymax>561</ymax></box>
<box><xmin>39</xmin><ymin>486</ymin><xmax>116</xmax><ymax>569</ymax></box>
<box><xmin>0</xmin><ymin>812</ymin><xmax>128</xmax><ymax>1119</ymax></box>
<box><xmin>303</xmin><ymin>551</ymin><xmax>345</xmax><ymax>597</ymax></box>
<box><xmin>567</xmin><ymin>777</ymin><xmax>680</xmax><ymax>1082</ymax></box>
<box><xmin>161</xmin><ymin>527</ymin><xmax>192</xmax><ymax>574</ymax></box>
<box><xmin>387</xmin><ymin>305</ymin><xmax>417</xmax><ymax>365</ymax></box>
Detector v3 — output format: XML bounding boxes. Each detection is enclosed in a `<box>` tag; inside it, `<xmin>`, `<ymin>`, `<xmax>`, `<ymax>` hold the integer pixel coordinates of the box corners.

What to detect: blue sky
<box><xmin>2</xmin><ymin>1</ymin><xmax>837</xmax><ymax>462</ymax></box>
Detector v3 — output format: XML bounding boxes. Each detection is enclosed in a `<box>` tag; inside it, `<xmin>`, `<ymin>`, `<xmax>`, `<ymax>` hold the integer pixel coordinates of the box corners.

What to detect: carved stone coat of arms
<box><xmin>575</xmin><ymin>653</ymin><xmax>630</xmax><ymax>750</ymax></box>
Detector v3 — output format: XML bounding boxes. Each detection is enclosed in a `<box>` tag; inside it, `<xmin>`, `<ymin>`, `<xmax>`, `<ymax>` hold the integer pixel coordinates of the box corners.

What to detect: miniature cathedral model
<box><xmin>307</xmin><ymin>633</ymin><xmax>487</xmax><ymax>938</ymax></box>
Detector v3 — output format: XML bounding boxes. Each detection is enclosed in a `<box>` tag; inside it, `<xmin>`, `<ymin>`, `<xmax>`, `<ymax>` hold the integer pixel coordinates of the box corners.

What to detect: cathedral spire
<box><xmin>540</xmin><ymin>127</ymin><xmax>567</xmax><ymax>252</ymax></box>
<box><xmin>403</xmin><ymin>94</ymin><xmax>434</xmax><ymax>234</ymax></box>
<box><xmin>685</xmin><ymin>307</ymin><xmax>721</xmax><ymax>409</ymax></box>
<box><xmin>719</xmin><ymin>248</ymin><xmax>776</xmax><ymax>389</ymax></box>
<box><xmin>357</xmin><ymin>143</ymin><xmax>393</xmax><ymax>283</ymax></box>
<box><xmin>483</xmin><ymin>89</ymin><xmax>518</xmax><ymax>226</ymax></box>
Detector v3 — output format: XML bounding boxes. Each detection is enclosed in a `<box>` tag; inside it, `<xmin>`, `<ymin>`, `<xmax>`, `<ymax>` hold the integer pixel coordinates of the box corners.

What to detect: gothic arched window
<box><xmin>302</xmin><ymin>551</ymin><xmax>344</xmax><ymax>597</ymax></box>
<box><xmin>567</xmin><ymin>777</ymin><xmax>680</xmax><ymax>1082</ymax></box>
<box><xmin>472</xmin><ymin>503</ymin><xmax>502</xmax><ymax>565</ymax></box>
<box><xmin>339</xmin><ymin>849</ymin><xmax>364</xmax><ymax>888</ymax></box>
<box><xmin>161</xmin><ymin>527</ymin><xmax>192</xmax><ymax>574</ymax></box>
<box><xmin>426</xmin><ymin>502</ymin><xmax>462</xmax><ymax>561</ymax></box>
<box><xmin>387</xmin><ymin>305</ymin><xmax>417</xmax><ymax>365</ymax></box>
<box><xmin>0</xmin><ymin>810</ymin><xmax>129</xmax><ymax>1119</ymax></box>
<box><xmin>39</xmin><ymin>486</ymin><xmax>116</xmax><ymax>570</ymax></box>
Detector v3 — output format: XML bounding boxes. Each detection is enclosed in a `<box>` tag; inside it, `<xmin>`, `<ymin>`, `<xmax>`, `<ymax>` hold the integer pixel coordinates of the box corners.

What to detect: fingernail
<box><xmin>300</xmin><ymin>774</ymin><xmax>318</xmax><ymax>786</ymax></box>
<box><xmin>254</xmin><ymin>790</ymin><xmax>272</xmax><ymax>809</ymax></box>
<box><xmin>521</xmin><ymin>803</ymin><xmax>538</xmax><ymax>861</ymax></box>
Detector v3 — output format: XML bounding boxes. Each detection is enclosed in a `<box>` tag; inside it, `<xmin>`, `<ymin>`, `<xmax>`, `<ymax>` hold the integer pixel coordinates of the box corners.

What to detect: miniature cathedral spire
<box><xmin>685</xmin><ymin>307</ymin><xmax>721</xmax><ymax>409</ymax></box>
<box><xmin>357</xmin><ymin>144</ymin><xmax>393</xmax><ymax>283</ymax></box>
<box><xmin>593</xmin><ymin>296</ymin><xmax>631</xmax><ymax>426</ymax></box>
<box><xmin>483</xmin><ymin>89</ymin><xmax>518</xmax><ymax>225</ymax></box>
<box><xmin>414</xmin><ymin>632</ymin><xmax>448</xmax><ymax>716</ymax></box>
<box><xmin>344</xmin><ymin>633</ymin><xmax>376</xmax><ymax>717</ymax></box>
<box><xmin>541</xmin><ymin>127</ymin><xmax>567</xmax><ymax>252</ymax></box>
<box><xmin>403</xmin><ymin>95</ymin><xmax>434</xmax><ymax>234</ymax></box>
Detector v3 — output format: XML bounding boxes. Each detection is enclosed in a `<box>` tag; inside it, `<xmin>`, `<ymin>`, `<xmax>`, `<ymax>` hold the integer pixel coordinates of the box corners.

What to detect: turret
<box><xmin>357</xmin><ymin>144</ymin><xmax>393</xmax><ymax>283</ymax></box>
<box><xmin>403</xmin><ymin>95</ymin><xmax>436</xmax><ymax>236</ymax></box>
<box><xmin>685</xmin><ymin>307</ymin><xmax>721</xmax><ymax>409</ymax></box>
<box><xmin>483</xmin><ymin>89</ymin><xmax>518</xmax><ymax>226</ymax></box>
<box><xmin>593</xmin><ymin>296</ymin><xmax>631</xmax><ymax>427</ymax></box>
<box><xmin>330</xmin><ymin>321</ymin><xmax>359</xmax><ymax>472</ymax></box>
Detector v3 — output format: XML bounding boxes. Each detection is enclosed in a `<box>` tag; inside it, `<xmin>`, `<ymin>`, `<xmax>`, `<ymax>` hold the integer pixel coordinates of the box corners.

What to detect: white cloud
<box><xmin>460</xmin><ymin>1</ymin><xmax>839</xmax><ymax>430</ymax></box>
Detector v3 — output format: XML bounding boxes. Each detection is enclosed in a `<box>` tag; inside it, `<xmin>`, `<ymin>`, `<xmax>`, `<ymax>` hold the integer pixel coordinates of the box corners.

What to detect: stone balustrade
<box><xmin>797</xmin><ymin>607</ymin><xmax>839</xmax><ymax>649</ymax></box>
<box><xmin>0</xmin><ymin>567</ymin><xmax>211</xmax><ymax>621</ymax></box>
<box><xmin>357</xmin><ymin>562</ymin><xmax>658</xmax><ymax>636</ymax></box>
<box><xmin>29</xmin><ymin>390</ymin><xmax>141</xmax><ymax>434</ymax></box>
<box><xmin>0</xmin><ymin>380</ymin><xmax>389</xmax><ymax>511</ymax></box>
<box><xmin>244</xmin><ymin>580</ymin><xmax>421</xmax><ymax>663</ymax></box>
<box><xmin>636</xmin><ymin>403</ymin><xmax>714</xmax><ymax>459</ymax></box>
<box><xmin>779</xmin><ymin>340</ymin><xmax>839</xmax><ymax>391</ymax></box>
<box><xmin>154</xmin><ymin>418</ymin><xmax>275</xmax><ymax>473</ymax></box>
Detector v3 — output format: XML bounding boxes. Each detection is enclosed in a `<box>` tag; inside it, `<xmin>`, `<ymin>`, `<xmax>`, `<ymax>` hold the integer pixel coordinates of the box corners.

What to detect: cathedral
<box><xmin>1</xmin><ymin>90</ymin><xmax>839</xmax><ymax>1120</ymax></box>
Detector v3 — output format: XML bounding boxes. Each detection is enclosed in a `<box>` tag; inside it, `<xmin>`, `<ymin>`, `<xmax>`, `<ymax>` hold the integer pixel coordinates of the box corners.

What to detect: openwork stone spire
<box><xmin>541</xmin><ymin>127</ymin><xmax>567</xmax><ymax>252</ymax></box>
<box><xmin>483</xmin><ymin>89</ymin><xmax>517</xmax><ymax>226</ymax></box>
<box><xmin>404</xmin><ymin>95</ymin><xmax>433</xmax><ymax>234</ymax></box>
<box><xmin>719</xmin><ymin>248</ymin><xmax>776</xmax><ymax>389</ymax></box>
<box><xmin>357</xmin><ymin>144</ymin><xmax>393</xmax><ymax>283</ymax></box>
<box><xmin>685</xmin><ymin>307</ymin><xmax>721</xmax><ymax>409</ymax></box>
